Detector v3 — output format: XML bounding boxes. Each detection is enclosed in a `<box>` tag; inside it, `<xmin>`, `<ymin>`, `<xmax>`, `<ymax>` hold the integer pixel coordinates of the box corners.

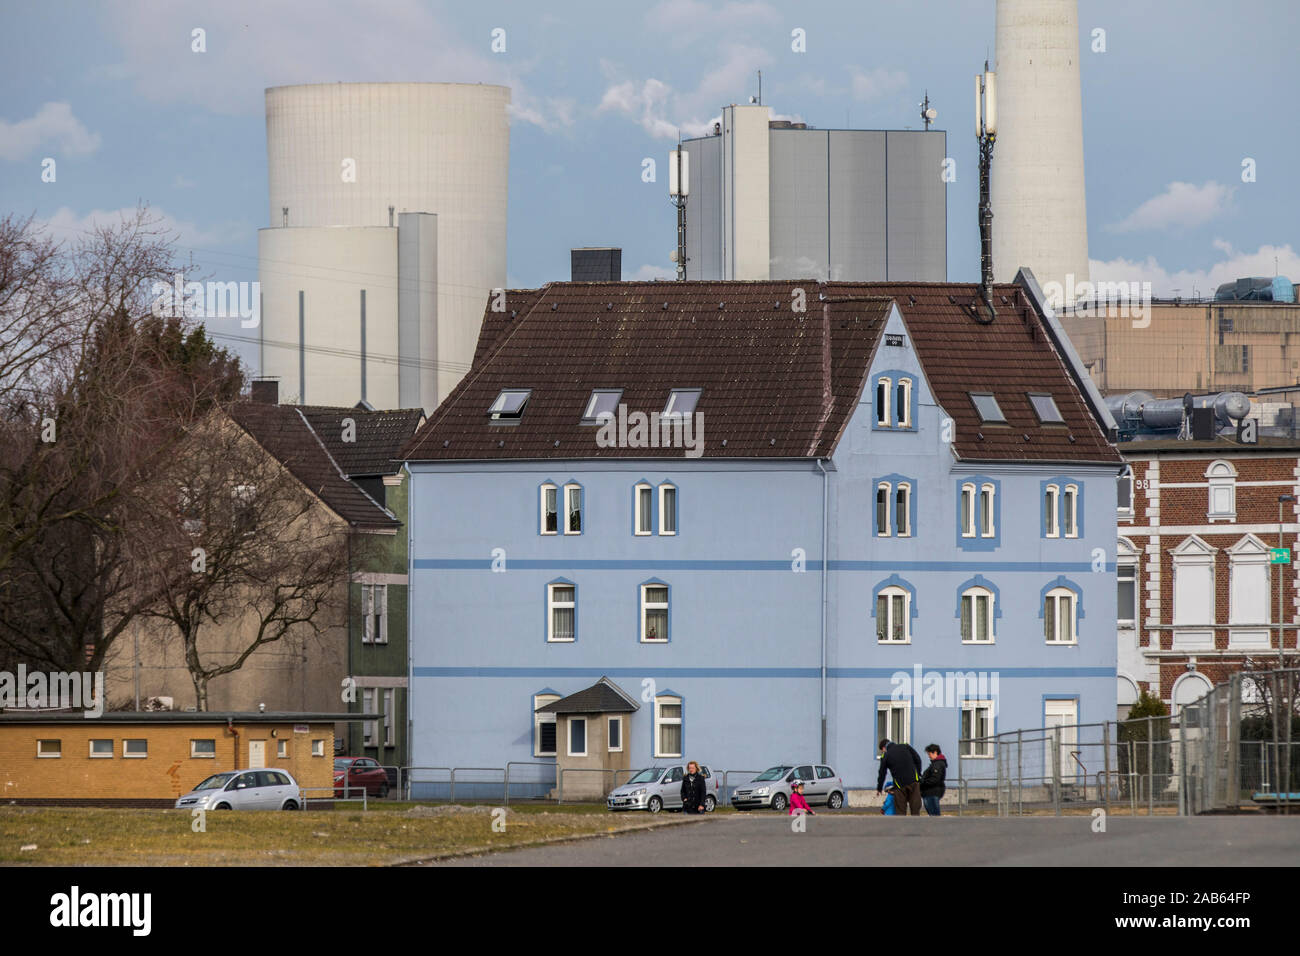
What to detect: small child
<box><xmin>881</xmin><ymin>776</ymin><xmax>897</xmax><ymax>815</ymax></box>
<box><xmin>789</xmin><ymin>780</ymin><xmax>816</xmax><ymax>815</ymax></box>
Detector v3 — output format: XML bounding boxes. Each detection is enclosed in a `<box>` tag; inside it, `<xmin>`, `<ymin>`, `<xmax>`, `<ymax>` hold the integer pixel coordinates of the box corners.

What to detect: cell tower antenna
<box><xmin>920</xmin><ymin>90</ymin><xmax>936</xmax><ymax>131</ymax></box>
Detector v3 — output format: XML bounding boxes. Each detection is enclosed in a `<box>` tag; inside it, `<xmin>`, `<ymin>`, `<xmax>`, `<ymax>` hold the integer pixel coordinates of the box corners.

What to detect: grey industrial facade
<box><xmin>681</xmin><ymin>124</ymin><xmax>947</xmax><ymax>282</ymax></box>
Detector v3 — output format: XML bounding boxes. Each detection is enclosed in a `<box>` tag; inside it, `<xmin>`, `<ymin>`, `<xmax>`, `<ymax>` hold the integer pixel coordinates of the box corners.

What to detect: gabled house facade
<box><xmin>402</xmin><ymin>276</ymin><xmax>1122</xmax><ymax>788</ymax></box>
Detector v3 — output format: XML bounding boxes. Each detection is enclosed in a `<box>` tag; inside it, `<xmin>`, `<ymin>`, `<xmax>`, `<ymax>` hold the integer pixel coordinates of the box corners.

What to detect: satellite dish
<box><xmin>670</xmin><ymin>250</ymin><xmax>680</xmax><ymax>263</ymax></box>
<box><xmin>925</xmin><ymin>108</ymin><xmax>937</xmax><ymax>120</ymax></box>
<box><xmin>748</xmin><ymin>95</ymin><xmax>757</xmax><ymax>104</ymax></box>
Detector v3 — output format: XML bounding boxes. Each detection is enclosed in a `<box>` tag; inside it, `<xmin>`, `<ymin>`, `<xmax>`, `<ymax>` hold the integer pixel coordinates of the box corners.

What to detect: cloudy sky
<box><xmin>2</xmin><ymin>0</ymin><xmax>1297</xmax><ymax>372</ymax></box>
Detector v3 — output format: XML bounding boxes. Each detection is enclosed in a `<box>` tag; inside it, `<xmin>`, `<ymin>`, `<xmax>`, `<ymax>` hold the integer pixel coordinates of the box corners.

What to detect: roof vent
<box><xmin>663</xmin><ymin>302</ymin><xmax>669</xmax><ymax>310</ymax></box>
<box><xmin>721</xmin><ymin>439</ymin><xmax>728</xmax><ymax>447</ymax></box>
<box><xmin>908</xmin><ymin>296</ymin><xmax>916</xmax><ymax>307</ymax></box>
<box><xmin>606</xmin><ymin>303</ymin><xmax>613</xmax><ymax>310</ymax></box>
<box><xmin>1023</xmin><ymin>433</ymin><xmax>1030</xmax><ymax>442</ymax></box>
<box><xmin>554</xmin><ymin>440</ymin><xmax>560</xmax><ymax>447</ymax></box>
<box><xmin>718</xmin><ymin>302</ymin><xmax>725</xmax><ymax>309</ymax></box>
<box><xmin>498</xmin><ymin>440</ymin><xmax>505</xmax><ymax>448</ymax></box>
<box><xmin>510</xmin><ymin>310</ymin><xmax>517</xmax><ymax>318</ymax></box>
<box><xmin>442</xmin><ymin>440</ymin><xmax>449</xmax><ymax>448</ymax></box>
<box><xmin>769</xmin><ymin>438</ymin><xmax>776</xmax><ymax>446</ymax></box>
<box><xmin>1068</xmin><ymin>434</ymin><xmax>1077</xmax><ymax>443</ymax></box>
<box><xmin>551</xmin><ymin>302</ymin><xmax>558</xmax><ymax>311</ymax></box>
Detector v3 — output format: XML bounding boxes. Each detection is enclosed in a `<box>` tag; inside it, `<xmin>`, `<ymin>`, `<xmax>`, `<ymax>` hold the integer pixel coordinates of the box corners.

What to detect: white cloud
<box><xmin>629</xmin><ymin>263</ymin><xmax>676</xmax><ymax>281</ymax></box>
<box><xmin>38</xmin><ymin>206</ymin><xmax>249</xmax><ymax>251</ymax></box>
<box><xmin>848</xmin><ymin>66</ymin><xmax>909</xmax><ymax>102</ymax></box>
<box><xmin>1109</xmin><ymin>180</ymin><xmax>1235</xmax><ymax>233</ymax></box>
<box><xmin>0</xmin><ymin>102</ymin><xmax>101</xmax><ymax>161</ymax></box>
<box><xmin>644</xmin><ymin>0</ymin><xmax>780</xmax><ymax>37</ymax></box>
<box><xmin>1090</xmin><ymin>241</ymin><xmax>1300</xmax><ymax>299</ymax></box>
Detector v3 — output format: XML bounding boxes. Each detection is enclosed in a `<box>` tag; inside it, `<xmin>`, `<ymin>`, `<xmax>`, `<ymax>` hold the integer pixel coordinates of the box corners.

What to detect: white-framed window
<box><xmin>1117</xmin><ymin>550</ymin><xmax>1138</xmax><ymax>627</ymax></box>
<box><xmin>277</xmin><ymin>739</ymin><xmax>288</xmax><ymax>758</ymax></box>
<box><xmin>363</xmin><ymin>688</ymin><xmax>377</xmax><ymax>747</ymax></box>
<box><xmin>895</xmin><ymin>483</ymin><xmax>911</xmax><ymax>537</ymax></box>
<box><xmin>362</xmin><ymin>583</ymin><xmax>388</xmax><ymax>644</ymax></box>
<box><xmin>896</xmin><ymin>378</ymin><xmax>913</xmax><ymax>428</ymax></box>
<box><xmin>641</xmin><ymin>583</ymin><xmax>669</xmax><ymax>642</ymax></box>
<box><xmin>89</xmin><ymin>739</ymin><xmax>113</xmax><ymax>758</ymax></box>
<box><xmin>37</xmin><ymin>739</ymin><xmax>61</xmax><ymax>758</ymax></box>
<box><xmin>1063</xmin><ymin>484</ymin><xmax>1078</xmax><ymax>538</ymax></box>
<box><xmin>608</xmin><ymin>716</ymin><xmax>623</xmax><ymax>752</ymax></box>
<box><xmin>1117</xmin><ymin>469</ymin><xmax>1134</xmax><ymax>515</ymax></box>
<box><xmin>383</xmin><ymin>688</ymin><xmax>395</xmax><ymax>747</ymax></box>
<box><xmin>961</xmin><ymin>701</ymin><xmax>994</xmax><ymax>757</ymax></box>
<box><xmin>654</xmin><ymin>696</ymin><xmax>683</xmax><ymax>758</ymax></box>
<box><xmin>961</xmin><ymin>586</ymin><xmax>995</xmax><ymax>643</ymax></box>
<box><xmin>1045</xmin><ymin>484</ymin><xmax>1060</xmax><ymax>537</ymax></box>
<box><xmin>311</xmin><ymin>739</ymin><xmax>325</xmax><ymax>757</ymax></box>
<box><xmin>659</xmin><ymin>483</ymin><xmax>677</xmax><ymax>535</ymax></box>
<box><xmin>635</xmin><ymin>483</ymin><xmax>653</xmax><ymax>535</ymax></box>
<box><xmin>1228</xmin><ymin>536</ymin><xmax>1271</xmax><ymax>647</ymax></box>
<box><xmin>877</xmin><ymin>483</ymin><xmax>891</xmax><ymax>536</ymax></box>
<box><xmin>876</xmin><ymin>378</ymin><xmax>891</xmax><ymax>427</ymax></box>
<box><xmin>1044</xmin><ymin>588</ymin><xmax>1077</xmax><ymax>644</ymax></box>
<box><xmin>190</xmin><ymin>739</ymin><xmax>216</xmax><ymax>758</ymax></box>
<box><xmin>1173</xmin><ymin>537</ymin><xmax>1216</xmax><ymax>648</ymax></box>
<box><xmin>1206</xmin><ymin>460</ymin><xmax>1236</xmax><ymax>520</ymax></box>
<box><xmin>534</xmin><ymin>694</ymin><xmax>559</xmax><ymax>757</ymax></box>
<box><xmin>876</xmin><ymin>586</ymin><xmax>910</xmax><ymax>643</ymax></box>
<box><xmin>548</xmin><ymin>583</ymin><xmax>576</xmax><ymax>642</ymax></box>
<box><xmin>876</xmin><ymin>700</ymin><xmax>910</xmax><ymax>745</ymax></box>
<box><xmin>980</xmin><ymin>483</ymin><xmax>996</xmax><ymax>537</ymax></box>
<box><xmin>568</xmin><ymin>717</ymin><xmax>588</xmax><ymax>757</ymax></box>
<box><xmin>961</xmin><ymin>483</ymin><xmax>976</xmax><ymax>537</ymax></box>
<box><xmin>540</xmin><ymin>483</ymin><xmax>558</xmax><ymax>534</ymax></box>
<box><xmin>564</xmin><ymin>483</ymin><xmax>583</xmax><ymax>534</ymax></box>
<box><xmin>123</xmin><ymin>739</ymin><xmax>148</xmax><ymax>758</ymax></box>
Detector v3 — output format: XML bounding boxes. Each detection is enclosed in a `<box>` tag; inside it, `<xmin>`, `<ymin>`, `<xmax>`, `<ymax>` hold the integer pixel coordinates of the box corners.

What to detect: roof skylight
<box><xmin>969</xmin><ymin>392</ymin><xmax>1006</xmax><ymax>424</ymax></box>
<box><xmin>1028</xmin><ymin>393</ymin><xmax>1064</xmax><ymax>424</ymax></box>
<box><xmin>488</xmin><ymin>389</ymin><xmax>531</xmax><ymax>421</ymax></box>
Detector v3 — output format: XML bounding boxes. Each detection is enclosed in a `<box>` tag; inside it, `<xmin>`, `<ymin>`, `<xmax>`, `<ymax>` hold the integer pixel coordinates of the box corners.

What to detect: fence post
<box><xmin>1103</xmin><ymin>721</ymin><xmax>1112</xmax><ymax>816</ymax></box>
<box><xmin>1147</xmin><ymin>715</ymin><xmax>1154</xmax><ymax>814</ymax></box>
<box><xmin>557</xmin><ymin>767</ymin><xmax>564</xmax><ymax>805</ymax></box>
<box><xmin>1052</xmin><ymin>727</ymin><xmax>1062</xmax><ymax>817</ymax></box>
<box><xmin>1227</xmin><ymin>672</ymin><xmax>1241</xmax><ymax>811</ymax></box>
<box><xmin>1017</xmin><ymin>730</ymin><xmax>1023</xmax><ymax>815</ymax></box>
<box><xmin>450</xmin><ymin>768</ymin><xmax>455</xmax><ymax>805</ymax></box>
<box><xmin>956</xmin><ymin>750</ymin><xmax>963</xmax><ymax>818</ymax></box>
<box><xmin>996</xmin><ymin>735</ymin><xmax>1005</xmax><ymax>817</ymax></box>
<box><xmin>504</xmin><ymin>763</ymin><xmax>510</xmax><ymax>807</ymax></box>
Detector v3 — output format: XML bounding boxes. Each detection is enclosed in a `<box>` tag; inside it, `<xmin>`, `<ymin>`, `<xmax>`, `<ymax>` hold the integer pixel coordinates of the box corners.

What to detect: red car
<box><xmin>334</xmin><ymin>757</ymin><xmax>390</xmax><ymax>798</ymax></box>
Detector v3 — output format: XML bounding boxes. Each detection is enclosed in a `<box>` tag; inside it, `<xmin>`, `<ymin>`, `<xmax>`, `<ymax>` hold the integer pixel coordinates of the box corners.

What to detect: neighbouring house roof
<box><xmin>535</xmin><ymin>677</ymin><xmax>640</xmax><ymax>715</ymax></box>
<box><xmin>229</xmin><ymin>403</ymin><xmax>400</xmax><ymax>531</ymax></box>
<box><xmin>298</xmin><ymin>405</ymin><xmax>424</xmax><ymax>477</ymax></box>
<box><xmin>401</xmin><ymin>280</ymin><xmax>1120</xmax><ymax>465</ymax></box>
<box><xmin>0</xmin><ymin>711</ymin><xmax>379</xmax><ymax>724</ymax></box>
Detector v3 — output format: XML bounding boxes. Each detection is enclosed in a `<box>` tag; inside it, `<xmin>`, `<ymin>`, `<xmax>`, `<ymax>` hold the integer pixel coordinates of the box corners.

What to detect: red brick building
<box><xmin>1118</xmin><ymin>437</ymin><xmax>1300</xmax><ymax>716</ymax></box>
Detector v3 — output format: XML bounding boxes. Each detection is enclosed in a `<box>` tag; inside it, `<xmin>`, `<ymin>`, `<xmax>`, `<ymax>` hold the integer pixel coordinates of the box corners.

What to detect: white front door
<box><xmin>248</xmin><ymin>739</ymin><xmax>266</xmax><ymax>769</ymax></box>
<box><xmin>1044</xmin><ymin>700</ymin><xmax>1079</xmax><ymax>783</ymax></box>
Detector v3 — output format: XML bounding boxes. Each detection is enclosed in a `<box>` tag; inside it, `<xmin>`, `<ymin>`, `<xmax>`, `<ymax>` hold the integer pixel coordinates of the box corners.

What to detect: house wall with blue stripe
<box><xmin>406</xmin><ymin>304</ymin><xmax>1118</xmax><ymax>789</ymax></box>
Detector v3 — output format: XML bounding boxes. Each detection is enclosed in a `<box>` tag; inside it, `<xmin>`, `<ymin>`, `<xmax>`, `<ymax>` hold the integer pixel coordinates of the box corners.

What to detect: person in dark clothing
<box><xmin>681</xmin><ymin>760</ymin><xmax>707</xmax><ymax>814</ymax></box>
<box><xmin>875</xmin><ymin>738</ymin><xmax>923</xmax><ymax>815</ymax></box>
<box><xmin>920</xmin><ymin>744</ymin><xmax>947</xmax><ymax>817</ymax></box>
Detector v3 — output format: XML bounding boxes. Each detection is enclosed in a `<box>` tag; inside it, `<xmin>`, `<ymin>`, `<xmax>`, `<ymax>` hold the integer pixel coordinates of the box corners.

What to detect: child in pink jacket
<box><xmin>789</xmin><ymin>780</ymin><xmax>816</xmax><ymax>815</ymax></box>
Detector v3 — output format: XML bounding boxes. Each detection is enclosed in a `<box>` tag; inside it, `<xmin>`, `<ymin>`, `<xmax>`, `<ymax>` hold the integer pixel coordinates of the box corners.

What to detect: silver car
<box><xmin>606</xmin><ymin>764</ymin><xmax>719</xmax><ymax>813</ymax></box>
<box><xmin>174</xmin><ymin>769</ymin><xmax>303</xmax><ymax>811</ymax></box>
<box><xmin>730</xmin><ymin>763</ymin><xmax>845</xmax><ymax>811</ymax></box>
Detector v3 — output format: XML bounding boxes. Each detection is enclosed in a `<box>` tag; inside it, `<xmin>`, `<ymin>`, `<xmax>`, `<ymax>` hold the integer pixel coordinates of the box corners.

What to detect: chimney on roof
<box><xmin>251</xmin><ymin>379</ymin><xmax>279</xmax><ymax>405</ymax></box>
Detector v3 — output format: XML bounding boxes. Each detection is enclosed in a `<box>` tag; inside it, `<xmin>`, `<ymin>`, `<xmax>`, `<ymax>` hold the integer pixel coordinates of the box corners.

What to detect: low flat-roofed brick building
<box><xmin>0</xmin><ymin>711</ymin><xmax>372</xmax><ymax>806</ymax></box>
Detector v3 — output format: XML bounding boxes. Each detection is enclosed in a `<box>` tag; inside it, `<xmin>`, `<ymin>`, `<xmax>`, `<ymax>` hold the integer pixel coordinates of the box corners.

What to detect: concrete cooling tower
<box><xmin>991</xmin><ymin>0</ymin><xmax>1089</xmax><ymax>302</ymax></box>
<box><xmin>258</xmin><ymin>82</ymin><xmax>509</xmax><ymax>410</ymax></box>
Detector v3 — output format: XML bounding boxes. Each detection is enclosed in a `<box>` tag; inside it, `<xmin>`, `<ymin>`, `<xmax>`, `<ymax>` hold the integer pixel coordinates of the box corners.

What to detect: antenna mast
<box><xmin>975</xmin><ymin>60</ymin><xmax>997</xmax><ymax>323</ymax></box>
<box><xmin>670</xmin><ymin>137</ymin><xmax>689</xmax><ymax>281</ymax></box>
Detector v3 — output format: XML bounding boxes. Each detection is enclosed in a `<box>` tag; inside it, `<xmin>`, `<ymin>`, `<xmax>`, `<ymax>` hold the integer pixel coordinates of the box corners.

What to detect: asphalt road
<box><xmin>431</xmin><ymin>813</ymin><xmax>1300</xmax><ymax>867</ymax></box>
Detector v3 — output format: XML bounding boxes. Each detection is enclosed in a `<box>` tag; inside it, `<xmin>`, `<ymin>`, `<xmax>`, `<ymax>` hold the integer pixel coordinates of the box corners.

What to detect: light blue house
<box><xmin>401</xmin><ymin>274</ymin><xmax>1123</xmax><ymax>793</ymax></box>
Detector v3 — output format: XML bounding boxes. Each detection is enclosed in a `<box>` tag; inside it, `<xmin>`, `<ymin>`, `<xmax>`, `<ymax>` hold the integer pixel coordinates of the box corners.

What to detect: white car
<box><xmin>175</xmin><ymin>769</ymin><xmax>303</xmax><ymax>811</ymax></box>
<box><xmin>606</xmin><ymin>765</ymin><xmax>720</xmax><ymax>813</ymax></box>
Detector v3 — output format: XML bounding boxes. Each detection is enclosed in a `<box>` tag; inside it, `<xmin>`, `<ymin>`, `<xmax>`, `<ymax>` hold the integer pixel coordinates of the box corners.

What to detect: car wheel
<box><xmin>648</xmin><ymin>796</ymin><xmax>663</xmax><ymax>813</ymax></box>
<box><xmin>379</xmin><ymin>783</ymin><xmax>389</xmax><ymax>799</ymax></box>
<box><xmin>772</xmin><ymin>793</ymin><xmax>788</xmax><ymax>812</ymax></box>
<box><xmin>215</xmin><ymin>802</ymin><xmax>232</xmax><ymax>810</ymax></box>
<box><xmin>827</xmin><ymin>791</ymin><xmax>844</xmax><ymax>810</ymax></box>
<box><xmin>705</xmin><ymin>794</ymin><xmax>717</xmax><ymax>812</ymax></box>
<box><xmin>282</xmin><ymin>800</ymin><xmax>299</xmax><ymax>811</ymax></box>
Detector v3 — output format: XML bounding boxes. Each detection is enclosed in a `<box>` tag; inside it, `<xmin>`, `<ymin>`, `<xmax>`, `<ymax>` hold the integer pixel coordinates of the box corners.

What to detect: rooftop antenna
<box><xmin>920</xmin><ymin>90</ymin><xmax>936</xmax><ymax>131</ymax></box>
<box><xmin>748</xmin><ymin>70</ymin><xmax>762</xmax><ymax>106</ymax></box>
<box><xmin>669</xmin><ymin>134</ymin><xmax>690</xmax><ymax>281</ymax></box>
<box><xmin>975</xmin><ymin>60</ymin><xmax>997</xmax><ymax>324</ymax></box>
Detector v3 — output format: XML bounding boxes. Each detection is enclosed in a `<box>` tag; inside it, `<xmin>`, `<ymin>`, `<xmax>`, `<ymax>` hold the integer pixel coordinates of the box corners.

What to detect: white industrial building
<box><xmin>258</xmin><ymin>82</ymin><xmax>509</xmax><ymax>410</ymax></box>
<box><xmin>679</xmin><ymin>103</ymin><xmax>947</xmax><ymax>282</ymax></box>
<box><xmin>991</xmin><ymin>0</ymin><xmax>1090</xmax><ymax>298</ymax></box>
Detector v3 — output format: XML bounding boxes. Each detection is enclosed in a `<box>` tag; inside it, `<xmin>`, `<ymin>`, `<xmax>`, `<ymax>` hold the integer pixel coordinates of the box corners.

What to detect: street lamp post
<box><xmin>1280</xmin><ymin>495</ymin><xmax>1294</xmax><ymax>669</ymax></box>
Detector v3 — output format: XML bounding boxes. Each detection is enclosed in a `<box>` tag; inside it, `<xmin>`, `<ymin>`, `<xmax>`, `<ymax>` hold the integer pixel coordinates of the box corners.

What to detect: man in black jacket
<box><xmin>920</xmin><ymin>744</ymin><xmax>947</xmax><ymax>816</ymax></box>
<box><xmin>876</xmin><ymin>738</ymin><xmax>923</xmax><ymax>815</ymax></box>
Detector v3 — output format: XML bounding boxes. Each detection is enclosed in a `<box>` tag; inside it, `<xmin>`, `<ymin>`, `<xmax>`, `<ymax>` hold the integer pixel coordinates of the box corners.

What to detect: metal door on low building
<box><xmin>248</xmin><ymin>739</ymin><xmax>266</xmax><ymax>769</ymax></box>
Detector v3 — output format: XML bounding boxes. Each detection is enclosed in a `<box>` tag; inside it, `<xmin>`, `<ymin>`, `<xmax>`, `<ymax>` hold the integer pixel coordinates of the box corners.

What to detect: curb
<box><xmin>389</xmin><ymin>814</ymin><xmax>696</xmax><ymax>866</ymax></box>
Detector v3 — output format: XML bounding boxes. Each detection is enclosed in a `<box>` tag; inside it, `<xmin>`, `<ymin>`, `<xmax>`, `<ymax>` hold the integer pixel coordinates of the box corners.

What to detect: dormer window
<box><xmin>582</xmin><ymin>389</ymin><xmax>622</xmax><ymax>424</ymax></box>
<box><xmin>970</xmin><ymin>393</ymin><xmax>1005</xmax><ymax>424</ymax></box>
<box><xmin>489</xmin><ymin>389</ymin><xmax>531</xmax><ymax>422</ymax></box>
<box><xmin>1028</xmin><ymin>392</ymin><xmax>1064</xmax><ymax>424</ymax></box>
<box><xmin>663</xmin><ymin>389</ymin><xmax>701</xmax><ymax>418</ymax></box>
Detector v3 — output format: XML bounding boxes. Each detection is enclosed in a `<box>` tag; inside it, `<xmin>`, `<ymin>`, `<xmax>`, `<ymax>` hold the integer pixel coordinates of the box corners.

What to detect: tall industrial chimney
<box><xmin>991</xmin><ymin>0</ymin><xmax>1089</xmax><ymax>303</ymax></box>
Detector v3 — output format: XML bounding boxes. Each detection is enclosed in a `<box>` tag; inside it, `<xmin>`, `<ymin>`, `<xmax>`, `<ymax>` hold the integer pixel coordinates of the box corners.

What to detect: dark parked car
<box><xmin>334</xmin><ymin>757</ymin><xmax>390</xmax><ymax>798</ymax></box>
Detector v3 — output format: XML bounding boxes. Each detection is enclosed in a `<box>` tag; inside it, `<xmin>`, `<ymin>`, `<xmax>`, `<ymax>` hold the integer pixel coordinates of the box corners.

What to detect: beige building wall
<box><xmin>1062</xmin><ymin>301</ymin><xmax>1300</xmax><ymax>396</ymax></box>
<box><xmin>721</xmin><ymin>104</ymin><xmax>771</xmax><ymax>280</ymax></box>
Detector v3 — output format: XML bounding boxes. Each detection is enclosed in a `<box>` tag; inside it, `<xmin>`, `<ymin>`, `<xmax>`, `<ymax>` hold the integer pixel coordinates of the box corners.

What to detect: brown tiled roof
<box><xmin>402</xmin><ymin>280</ymin><xmax>1120</xmax><ymax>464</ymax></box>
<box><xmin>849</xmin><ymin>282</ymin><xmax>1121</xmax><ymax>464</ymax></box>
<box><xmin>230</xmin><ymin>403</ymin><xmax>399</xmax><ymax>530</ymax></box>
<box><xmin>298</xmin><ymin>405</ymin><xmax>424</xmax><ymax>476</ymax></box>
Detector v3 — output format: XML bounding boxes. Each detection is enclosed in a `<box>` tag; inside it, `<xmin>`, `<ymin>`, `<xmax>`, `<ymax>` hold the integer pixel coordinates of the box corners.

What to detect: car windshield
<box><xmin>754</xmin><ymin>766</ymin><xmax>793</xmax><ymax>781</ymax></box>
<box><xmin>627</xmin><ymin>768</ymin><xmax>663</xmax><ymax>784</ymax></box>
<box><xmin>194</xmin><ymin>773</ymin><xmax>236</xmax><ymax>791</ymax></box>
<box><xmin>333</xmin><ymin>759</ymin><xmax>352</xmax><ymax>770</ymax></box>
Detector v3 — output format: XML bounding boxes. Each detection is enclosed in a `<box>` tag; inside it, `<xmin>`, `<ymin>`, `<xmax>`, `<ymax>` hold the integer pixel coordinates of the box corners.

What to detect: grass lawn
<box><xmin>0</xmin><ymin>803</ymin><xmax>679</xmax><ymax>866</ymax></box>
